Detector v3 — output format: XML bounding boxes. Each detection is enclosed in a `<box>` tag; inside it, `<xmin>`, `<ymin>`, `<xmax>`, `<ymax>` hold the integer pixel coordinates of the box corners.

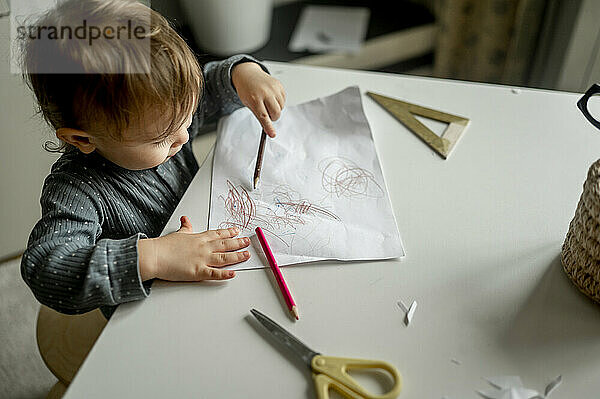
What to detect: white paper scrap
<box><xmin>544</xmin><ymin>375</ymin><xmax>562</xmax><ymax>397</ymax></box>
<box><xmin>479</xmin><ymin>376</ymin><xmax>540</xmax><ymax>399</ymax></box>
<box><xmin>289</xmin><ymin>5</ymin><xmax>370</xmax><ymax>53</ymax></box>
<box><xmin>405</xmin><ymin>301</ymin><xmax>417</xmax><ymax>326</ymax></box>
<box><xmin>396</xmin><ymin>300</ymin><xmax>408</xmax><ymax>313</ymax></box>
<box><xmin>478</xmin><ymin>388</ymin><xmax>505</xmax><ymax>399</ymax></box>
<box><xmin>396</xmin><ymin>300</ymin><xmax>416</xmax><ymax>326</ymax></box>
<box><xmin>485</xmin><ymin>376</ymin><xmax>524</xmax><ymax>390</ymax></box>
<box><xmin>513</xmin><ymin>388</ymin><xmax>539</xmax><ymax>399</ymax></box>
<box><xmin>209</xmin><ymin>86</ymin><xmax>404</xmax><ymax>270</ymax></box>
<box><xmin>478</xmin><ymin>387</ymin><xmax>539</xmax><ymax>399</ymax></box>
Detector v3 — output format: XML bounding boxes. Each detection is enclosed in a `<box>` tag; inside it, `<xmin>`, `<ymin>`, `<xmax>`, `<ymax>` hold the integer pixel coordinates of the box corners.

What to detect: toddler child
<box><xmin>20</xmin><ymin>0</ymin><xmax>285</xmax><ymax>319</ymax></box>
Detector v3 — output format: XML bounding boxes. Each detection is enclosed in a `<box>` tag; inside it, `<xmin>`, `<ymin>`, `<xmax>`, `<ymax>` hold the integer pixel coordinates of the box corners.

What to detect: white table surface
<box><xmin>64</xmin><ymin>62</ymin><xmax>600</xmax><ymax>399</ymax></box>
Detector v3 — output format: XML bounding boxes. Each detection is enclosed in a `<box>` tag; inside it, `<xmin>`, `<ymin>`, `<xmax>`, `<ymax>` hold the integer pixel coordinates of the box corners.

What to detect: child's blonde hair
<box><xmin>20</xmin><ymin>0</ymin><xmax>202</xmax><ymax>151</ymax></box>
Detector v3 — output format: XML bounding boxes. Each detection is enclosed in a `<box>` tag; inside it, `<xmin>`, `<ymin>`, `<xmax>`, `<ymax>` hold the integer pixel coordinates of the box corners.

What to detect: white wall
<box><xmin>0</xmin><ymin>17</ymin><xmax>60</xmax><ymax>258</ymax></box>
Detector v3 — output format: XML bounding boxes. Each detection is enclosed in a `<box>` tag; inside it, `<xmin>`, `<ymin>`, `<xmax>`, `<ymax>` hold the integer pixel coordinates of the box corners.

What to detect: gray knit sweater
<box><xmin>21</xmin><ymin>55</ymin><xmax>265</xmax><ymax>319</ymax></box>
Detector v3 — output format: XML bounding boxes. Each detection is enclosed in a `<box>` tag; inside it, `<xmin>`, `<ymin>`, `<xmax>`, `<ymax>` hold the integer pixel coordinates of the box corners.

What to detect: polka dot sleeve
<box><xmin>21</xmin><ymin>173</ymin><xmax>150</xmax><ymax>316</ymax></box>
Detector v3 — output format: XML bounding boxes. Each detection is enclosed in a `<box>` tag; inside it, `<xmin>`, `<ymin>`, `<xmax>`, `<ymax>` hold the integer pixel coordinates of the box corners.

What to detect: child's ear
<box><xmin>56</xmin><ymin>127</ymin><xmax>96</xmax><ymax>154</ymax></box>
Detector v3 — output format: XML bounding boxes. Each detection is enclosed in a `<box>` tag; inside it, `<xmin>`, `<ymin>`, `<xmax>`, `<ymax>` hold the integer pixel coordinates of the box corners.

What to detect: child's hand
<box><xmin>138</xmin><ymin>216</ymin><xmax>250</xmax><ymax>282</ymax></box>
<box><xmin>231</xmin><ymin>62</ymin><xmax>286</xmax><ymax>138</ymax></box>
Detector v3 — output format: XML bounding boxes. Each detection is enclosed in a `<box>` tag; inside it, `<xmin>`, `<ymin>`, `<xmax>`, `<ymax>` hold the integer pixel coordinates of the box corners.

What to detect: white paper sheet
<box><xmin>288</xmin><ymin>5</ymin><xmax>370</xmax><ymax>53</ymax></box>
<box><xmin>208</xmin><ymin>86</ymin><xmax>404</xmax><ymax>270</ymax></box>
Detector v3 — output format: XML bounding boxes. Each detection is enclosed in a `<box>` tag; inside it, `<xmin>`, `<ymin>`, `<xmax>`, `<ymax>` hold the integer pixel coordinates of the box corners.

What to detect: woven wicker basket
<box><xmin>562</xmin><ymin>158</ymin><xmax>600</xmax><ymax>303</ymax></box>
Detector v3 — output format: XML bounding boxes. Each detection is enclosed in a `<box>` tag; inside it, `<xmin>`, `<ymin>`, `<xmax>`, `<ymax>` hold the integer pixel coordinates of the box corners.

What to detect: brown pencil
<box><xmin>253</xmin><ymin>129</ymin><xmax>267</xmax><ymax>189</ymax></box>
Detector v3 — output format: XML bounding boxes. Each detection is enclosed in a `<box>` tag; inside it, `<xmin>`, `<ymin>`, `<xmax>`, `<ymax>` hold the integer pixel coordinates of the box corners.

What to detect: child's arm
<box><xmin>21</xmin><ymin>173</ymin><xmax>251</xmax><ymax>315</ymax></box>
<box><xmin>21</xmin><ymin>174</ymin><xmax>148</xmax><ymax>315</ymax></box>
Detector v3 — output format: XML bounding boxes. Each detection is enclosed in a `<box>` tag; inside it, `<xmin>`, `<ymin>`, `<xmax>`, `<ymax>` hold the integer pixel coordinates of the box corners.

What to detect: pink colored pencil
<box><xmin>255</xmin><ymin>227</ymin><xmax>299</xmax><ymax>320</ymax></box>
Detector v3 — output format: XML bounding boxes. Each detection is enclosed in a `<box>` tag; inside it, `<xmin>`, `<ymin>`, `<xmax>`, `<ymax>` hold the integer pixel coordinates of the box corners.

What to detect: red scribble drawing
<box><xmin>219</xmin><ymin>180</ymin><xmax>256</xmax><ymax>229</ymax></box>
<box><xmin>218</xmin><ymin>180</ymin><xmax>340</xmax><ymax>248</ymax></box>
<box><xmin>319</xmin><ymin>156</ymin><xmax>384</xmax><ymax>199</ymax></box>
<box><xmin>271</xmin><ymin>185</ymin><xmax>341</xmax><ymax>223</ymax></box>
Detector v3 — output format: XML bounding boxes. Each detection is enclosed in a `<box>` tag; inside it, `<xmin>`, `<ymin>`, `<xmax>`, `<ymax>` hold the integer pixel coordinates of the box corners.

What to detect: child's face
<box><xmin>94</xmin><ymin>111</ymin><xmax>193</xmax><ymax>170</ymax></box>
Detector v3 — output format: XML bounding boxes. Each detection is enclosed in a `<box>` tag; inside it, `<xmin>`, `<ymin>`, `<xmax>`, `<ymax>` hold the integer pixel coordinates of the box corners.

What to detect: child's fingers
<box><xmin>278</xmin><ymin>87</ymin><xmax>286</xmax><ymax>108</ymax></box>
<box><xmin>203</xmin><ymin>227</ymin><xmax>240</xmax><ymax>241</ymax></box>
<box><xmin>178</xmin><ymin>216</ymin><xmax>193</xmax><ymax>233</ymax></box>
<box><xmin>264</xmin><ymin>97</ymin><xmax>282</xmax><ymax>122</ymax></box>
<box><xmin>210</xmin><ymin>237</ymin><xmax>250</xmax><ymax>252</ymax></box>
<box><xmin>252</xmin><ymin>102</ymin><xmax>276</xmax><ymax>138</ymax></box>
<box><xmin>208</xmin><ymin>251</ymin><xmax>250</xmax><ymax>267</ymax></box>
<box><xmin>200</xmin><ymin>267</ymin><xmax>236</xmax><ymax>280</ymax></box>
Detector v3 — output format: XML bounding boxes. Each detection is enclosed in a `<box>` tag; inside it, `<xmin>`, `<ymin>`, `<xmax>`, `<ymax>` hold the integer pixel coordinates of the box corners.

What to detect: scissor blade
<box><xmin>251</xmin><ymin>309</ymin><xmax>319</xmax><ymax>369</ymax></box>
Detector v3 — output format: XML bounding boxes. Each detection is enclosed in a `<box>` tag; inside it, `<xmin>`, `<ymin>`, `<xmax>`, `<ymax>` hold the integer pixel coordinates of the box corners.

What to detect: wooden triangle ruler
<box><xmin>367</xmin><ymin>91</ymin><xmax>469</xmax><ymax>159</ymax></box>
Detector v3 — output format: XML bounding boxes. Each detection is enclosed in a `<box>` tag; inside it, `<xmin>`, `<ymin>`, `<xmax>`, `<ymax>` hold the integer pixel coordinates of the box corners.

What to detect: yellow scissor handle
<box><xmin>313</xmin><ymin>373</ymin><xmax>364</xmax><ymax>399</ymax></box>
<box><xmin>311</xmin><ymin>355</ymin><xmax>402</xmax><ymax>399</ymax></box>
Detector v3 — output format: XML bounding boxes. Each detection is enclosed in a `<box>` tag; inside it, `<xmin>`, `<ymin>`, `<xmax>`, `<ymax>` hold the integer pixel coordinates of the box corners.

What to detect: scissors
<box><xmin>250</xmin><ymin>309</ymin><xmax>402</xmax><ymax>399</ymax></box>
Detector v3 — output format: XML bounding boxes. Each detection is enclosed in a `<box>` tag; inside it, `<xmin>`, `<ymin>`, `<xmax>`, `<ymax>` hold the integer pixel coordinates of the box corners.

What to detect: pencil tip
<box><xmin>291</xmin><ymin>306</ymin><xmax>299</xmax><ymax>320</ymax></box>
<box><xmin>253</xmin><ymin>177</ymin><xmax>259</xmax><ymax>189</ymax></box>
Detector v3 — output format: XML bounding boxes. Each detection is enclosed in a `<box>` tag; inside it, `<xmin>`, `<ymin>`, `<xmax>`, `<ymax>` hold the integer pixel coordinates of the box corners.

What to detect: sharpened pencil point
<box><xmin>291</xmin><ymin>306</ymin><xmax>299</xmax><ymax>320</ymax></box>
<box><xmin>254</xmin><ymin>176</ymin><xmax>259</xmax><ymax>190</ymax></box>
